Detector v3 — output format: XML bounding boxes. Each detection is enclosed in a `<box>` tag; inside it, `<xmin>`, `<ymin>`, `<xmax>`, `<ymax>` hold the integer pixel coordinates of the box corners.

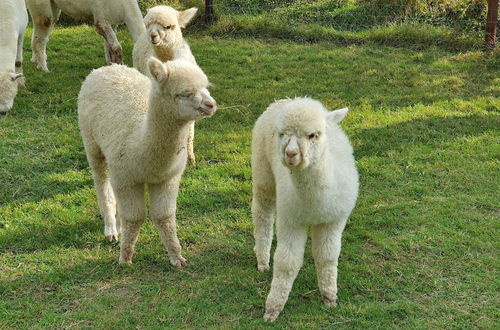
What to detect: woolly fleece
<box><xmin>26</xmin><ymin>0</ymin><xmax>146</xmax><ymax>71</ymax></box>
<box><xmin>252</xmin><ymin>97</ymin><xmax>359</xmax><ymax>321</ymax></box>
<box><xmin>78</xmin><ymin>58</ymin><xmax>216</xmax><ymax>266</ymax></box>
<box><xmin>0</xmin><ymin>0</ymin><xmax>28</xmax><ymax>114</ymax></box>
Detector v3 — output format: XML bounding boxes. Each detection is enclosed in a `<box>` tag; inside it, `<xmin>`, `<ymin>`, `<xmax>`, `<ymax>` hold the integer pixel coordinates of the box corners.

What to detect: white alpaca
<box><xmin>0</xmin><ymin>0</ymin><xmax>28</xmax><ymax>115</ymax></box>
<box><xmin>26</xmin><ymin>0</ymin><xmax>146</xmax><ymax>72</ymax></box>
<box><xmin>252</xmin><ymin>97</ymin><xmax>359</xmax><ymax>321</ymax></box>
<box><xmin>78</xmin><ymin>58</ymin><xmax>216</xmax><ymax>266</ymax></box>
<box><xmin>133</xmin><ymin>5</ymin><xmax>198</xmax><ymax>164</ymax></box>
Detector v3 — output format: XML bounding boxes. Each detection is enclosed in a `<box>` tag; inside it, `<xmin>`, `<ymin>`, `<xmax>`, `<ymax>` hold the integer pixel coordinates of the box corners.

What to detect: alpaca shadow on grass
<box><xmin>353</xmin><ymin>113</ymin><xmax>498</xmax><ymax>160</ymax></box>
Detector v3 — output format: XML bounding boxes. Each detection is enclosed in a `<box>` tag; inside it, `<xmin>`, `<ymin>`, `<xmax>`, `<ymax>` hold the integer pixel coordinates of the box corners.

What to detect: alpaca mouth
<box><xmin>285</xmin><ymin>157</ymin><xmax>299</xmax><ymax>166</ymax></box>
<box><xmin>197</xmin><ymin>107</ymin><xmax>215</xmax><ymax>116</ymax></box>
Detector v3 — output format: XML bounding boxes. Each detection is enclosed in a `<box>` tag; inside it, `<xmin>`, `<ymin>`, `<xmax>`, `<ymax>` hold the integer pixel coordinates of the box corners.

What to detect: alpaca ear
<box><xmin>327</xmin><ymin>107</ymin><xmax>348</xmax><ymax>124</ymax></box>
<box><xmin>177</xmin><ymin>7</ymin><xmax>198</xmax><ymax>28</ymax></box>
<box><xmin>10</xmin><ymin>72</ymin><xmax>23</xmax><ymax>81</ymax></box>
<box><xmin>148</xmin><ymin>57</ymin><xmax>168</xmax><ymax>82</ymax></box>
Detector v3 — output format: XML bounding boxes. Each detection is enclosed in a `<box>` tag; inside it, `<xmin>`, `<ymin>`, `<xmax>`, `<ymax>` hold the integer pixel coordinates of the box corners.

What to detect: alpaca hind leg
<box><xmin>86</xmin><ymin>146</ymin><xmax>119</xmax><ymax>241</ymax></box>
<box><xmin>149</xmin><ymin>176</ymin><xmax>186</xmax><ymax>268</ymax></box>
<box><xmin>312</xmin><ymin>222</ymin><xmax>345</xmax><ymax>307</ymax></box>
<box><xmin>264</xmin><ymin>222</ymin><xmax>308</xmax><ymax>322</ymax></box>
<box><xmin>95</xmin><ymin>22</ymin><xmax>123</xmax><ymax>64</ymax></box>
<box><xmin>252</xmin><ymin>155</ymin><xmax>276</xmax><ymax>271</ymax></box>
<box><xmin>252</xmin><ymin>190</ymin><xmax>275</xmax><ymax>272</ymax></box>
<box><xmin>116</xmin><ymin>184</ymin><xmax>145</xmax><ymax>264</ymax></box>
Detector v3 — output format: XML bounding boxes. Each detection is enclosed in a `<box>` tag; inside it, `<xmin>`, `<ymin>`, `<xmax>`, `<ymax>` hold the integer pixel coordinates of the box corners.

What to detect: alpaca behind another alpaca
<box><xmin>133</xmin><ymin>5</ymin><xmax>198</xmax><ymax>165</ymax></box>
<box><xmin>252</xmin><ymin>97</ymin><xmax>359</xmax><ymax>321</ymax></box>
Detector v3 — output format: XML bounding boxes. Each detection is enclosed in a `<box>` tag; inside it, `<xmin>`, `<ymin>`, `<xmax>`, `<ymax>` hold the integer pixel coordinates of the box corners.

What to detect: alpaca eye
<box><xmin>308</xmin><ymin>133</ymin><xmax>317</xmax><ymax>140</ymax></box>
<box><xmin>179</xmin><ymin>93</ymin><xmax>193</xmax><ymax>98</ymax></box>
<box><xmin>164</xmin><ymin>25</ymin><xmax>171</xmax><ymax>29</ymax></box>
<box><xmin>279</xmin><ymin>133</ymin><xmax>284</xmax><ymax>138</ymax></box>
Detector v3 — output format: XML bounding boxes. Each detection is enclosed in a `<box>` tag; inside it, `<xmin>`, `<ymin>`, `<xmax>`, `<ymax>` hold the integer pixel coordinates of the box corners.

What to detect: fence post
<box><xmin>485</xmin><ymin>0</ymin><xmax>499</xmax><ymax>49</ymax></box>
<box><xmin>205</xmin><ymin>0</ymin><xmax>215</xmax><ymax>24</ymax></box>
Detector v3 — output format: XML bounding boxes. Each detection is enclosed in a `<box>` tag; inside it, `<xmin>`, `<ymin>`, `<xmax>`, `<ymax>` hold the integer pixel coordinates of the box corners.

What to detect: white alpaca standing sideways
<box><xmin>78</xmin><ymin>58</ymin><xmax>216</xmax><ymax>266</ymax></box>
<box><xmin>252</xmin><ymin>97</ymin><xmax>359</xmax><ymax>321</ymax></box>
<box><xmin>133</xmin><ymin>5</ymin><xmax>198</xmax><ymax>164</ymax></box>
<box><xmin>26</xmin><ymin>0</ymin><xmax>146</xmax><ymax>72</ymax></box>
<box><xmin>0</xmin><ymin>0</ymin><xmax>28</xmax><ymax>114</ymax></box>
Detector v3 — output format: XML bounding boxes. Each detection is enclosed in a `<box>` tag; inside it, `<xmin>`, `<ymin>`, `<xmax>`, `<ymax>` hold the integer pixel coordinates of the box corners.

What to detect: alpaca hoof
<box><xmin>263</xmin><ymin>310</ymin><xmax>280</xmax><ymax>322</ymax></box>
<box><xmin>36</xmin><ymin>64</ymin><xmax>49</xmax><ymax>72</ymax></box>
<box><xmin>119</xmin><ymin>258</ymin><xmax>132</xmax><ymax>265</ymax></box>
<box><xmin>170</xmin><ymin>255</ymin><xmax>187</xmax><ymax>268</ymax></box>
<box><xmin>106</xmin><ymin>234</ymin><xmax>119</xmax><ymax>242</ymax></box>
<box><xmin>187</xmin><ymin>155</ymin><xmax>195</xmax><ymax>165</ymax></box>
<box><xmin>322</xmin><ymin>296</ymin><xmax>338</xmax><ymax>307</ymax></box>
<box><xmin>257</xmin><ymin>263</ymin><xmax>269</xmax><ymax>272</ymax></box>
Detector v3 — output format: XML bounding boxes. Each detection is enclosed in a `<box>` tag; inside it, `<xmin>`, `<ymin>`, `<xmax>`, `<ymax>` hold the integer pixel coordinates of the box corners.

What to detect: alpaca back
<box><xmin>78</xmin><ymin>64</ymin><xmax>150</xmax><ymax>154</ymax></box>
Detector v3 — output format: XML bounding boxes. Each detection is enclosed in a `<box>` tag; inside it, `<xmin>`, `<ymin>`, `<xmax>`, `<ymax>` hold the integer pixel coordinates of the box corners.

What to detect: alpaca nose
<box><xmin>203</xmin><ymin>101</ymin><xmax>215</xmax><ymax>109</ymax></box>
<box><xmin>286</xmin><ymin>150</ymin><xmax>297</xmax><ymax>158</ymax></box>
<box><xmin>150</xmin><ymin>32</ymin><xmax>160</xmax><ymax>44</ymax></box>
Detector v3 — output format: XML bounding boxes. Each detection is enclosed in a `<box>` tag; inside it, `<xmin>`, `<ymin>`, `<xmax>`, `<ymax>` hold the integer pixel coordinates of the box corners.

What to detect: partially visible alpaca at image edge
<box><xmin>252</xmin><ymin>97</ymin><xmax>359</xmax><ymax>322</ymax></box>
<box><xmin>133</xmin><ymin>5</ymin><xmax>199</xmax><ymax>165</ymax></box>
<box><xmin>26</xmin><ymin>0</ymin><xmax>146</xmax><ymax>72</ymax></box>
<box><xmin>78</xmin><ymin>58</ymin><xmax>216</xmax><ymax>266</ymax></box>
<box><xmin>0</xmin><ymin>0</ymin><xmax>28</xmax><ymax>115</ymax></box>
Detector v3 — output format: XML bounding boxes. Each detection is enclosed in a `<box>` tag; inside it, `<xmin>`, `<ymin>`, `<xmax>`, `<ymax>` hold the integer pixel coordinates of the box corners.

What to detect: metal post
<box><xmin>485</xmin><ymin>0</ymin><xmax>499</xmax><ymax>49</ymax></box>
<box><xmin>205</xmin><ymin>0</ymin><xmax>215</xmax><ymax>24</ymax></box>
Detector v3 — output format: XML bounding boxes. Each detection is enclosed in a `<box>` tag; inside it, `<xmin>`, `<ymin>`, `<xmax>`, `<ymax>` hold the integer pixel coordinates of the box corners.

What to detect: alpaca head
<box><xmin>275</xmin><ymin>98</ymin><xmax>348</xmax><ymax>170</ymax></box>
<box><xmin>143</xmin><ymin>6</ymin><xmax>198</xmax><ymax>49</ymax></box>
<box><xmin>0</xmin><ymin>71</ymin><xmax>23</xmax><ymax>115</ymax></box>
<box><xmin>148</xmin><ymin>57</ymin><xmax>216</xmax><ymax>121</ymax></box>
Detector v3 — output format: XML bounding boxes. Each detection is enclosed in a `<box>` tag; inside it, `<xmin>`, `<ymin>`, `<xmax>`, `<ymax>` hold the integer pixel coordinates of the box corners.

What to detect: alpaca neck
<box><xmin>153</xmin><ymin>39</ymin><xmax>183</xmax><ymax>62</ymax></box>
<box><xmin>289</xmin><ymin>148</ymin><xmax>335</xmax><ymax>194</ymax></box>
<box><xmin>138</xmin><ymin>86</ymin><xmax>190</xmax><ymax>169</ymax></box>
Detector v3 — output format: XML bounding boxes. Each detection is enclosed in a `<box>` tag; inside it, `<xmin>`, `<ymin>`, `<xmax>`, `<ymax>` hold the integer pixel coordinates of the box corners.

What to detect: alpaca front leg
<box><xmin>186</xmin><ymin>122</ymin><xmax>195</xmax><ymax>165</ymax></box>
<box><xmin>312</xmin><ymin>222</ymin><xmax>345</xmax><ymax>307</ymax></box>
<box><xmin>149</xmin><ymin>178</ymin><xmax>186</xmax><ymax>268</ymax></box>
<box><xmin>115</xmin><ymin>184</ymin><xmax>145</xmax><ymax>265</ymax></box>
<box><xmin>252</xmin><ymin>193</ymin><xmax>275</xmax><ymax>272</ymax></box>
<box><xmin>15</xmin><ymin>31</ymin><xmax>25</xmax><ymax>86</ymax></box>
<box><xmin>264</xmin><ymin>222</ymin><xmax>308</xmax><ymax>322</ymax></box>
<box><xmin>30</xmin><ymin>17</ymin><xmax>53</xmax><ymax>72</ymax></box>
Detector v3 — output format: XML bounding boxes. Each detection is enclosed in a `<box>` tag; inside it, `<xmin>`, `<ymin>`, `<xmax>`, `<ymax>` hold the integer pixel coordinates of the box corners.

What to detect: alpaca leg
<box><xmin>149</xmin><ymin>176</ymin><xmax>186</xmax><ymax>268</ymax></box>
<box><xmin>186</xmin><ymin>122</ymin><xmax>195</xmax><ymax>165</ymax></box>
<box><xmin>95</xmin><ymin>22</ymin><xmax>123</xmax><ymax>64</ymax></box>
<box><xmin>252</xmin><ymin>190</ymin><xmax>275</xmax><ymax>272</ymax></box>
<box><xmin>86</xmin><ymin>145</ymin><xmax>119</xmax><ymax>241</ymax></box>
<box><xmin>116</xmin><ymin>184</ymin><xmax>145</xmax><ymax>264</ymax></box>
<box><xmin>15</xmin><ymin>31</ymin><xmax>25</xmax><ymax>86</ymax></box>
<box><xmin>30</xmin><ymin>17</ymin><xmax>53</xmax><ymax>72</ymax></box>
<box><xmin>28</xmin><ymin>3</ymin><xmax>59</xmax><ymax>72</ymax></box>
<box><xmin>312</xmin><ymin>222</ymin><xmax>346</xmax><ymax>307</ymax></box>
<box><xmin>252</xmin><ymin>155</ymin><xmax>275</xmax><ymax>271</ymax></box>
<box><xmin>264</xmin><ymin>222</ymin><xmax>308</xmax><ymax>322</ymax></box>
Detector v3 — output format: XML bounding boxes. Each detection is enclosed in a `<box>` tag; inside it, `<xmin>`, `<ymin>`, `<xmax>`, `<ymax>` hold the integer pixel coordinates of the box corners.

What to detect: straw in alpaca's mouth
<box><xmin>197</xmin><ymin>106</ymin><xmax>215</xmax><ymax>116</ymax></box>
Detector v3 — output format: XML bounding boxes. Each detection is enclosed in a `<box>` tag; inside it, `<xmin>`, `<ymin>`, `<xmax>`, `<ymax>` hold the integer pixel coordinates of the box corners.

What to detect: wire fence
<box><xmin>203</xmin><ymin>0</ymin><xmax>499</xmax><ymax>49</ymax></box>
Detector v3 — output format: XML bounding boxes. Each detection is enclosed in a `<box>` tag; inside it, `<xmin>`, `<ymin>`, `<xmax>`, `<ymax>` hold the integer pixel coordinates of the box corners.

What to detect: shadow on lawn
<box><xmin>353</xmin><ymin>113</ymin><xmax>499</xmax><ymax>159</ymax></box>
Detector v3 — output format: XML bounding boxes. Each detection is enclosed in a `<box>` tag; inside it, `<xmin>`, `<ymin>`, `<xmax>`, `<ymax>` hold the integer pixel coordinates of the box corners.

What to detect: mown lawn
<box><xmin>0</xmin><ymin>25</ymin><xmax>499</xmax><ymax>328</ymax></box>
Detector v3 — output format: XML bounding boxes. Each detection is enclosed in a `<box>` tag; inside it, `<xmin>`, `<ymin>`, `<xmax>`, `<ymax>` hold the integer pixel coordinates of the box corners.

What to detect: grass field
<box><xmin>0</xmin><ymin>24</ymin><xmax>499</xmax><ymax>328</ymax></box>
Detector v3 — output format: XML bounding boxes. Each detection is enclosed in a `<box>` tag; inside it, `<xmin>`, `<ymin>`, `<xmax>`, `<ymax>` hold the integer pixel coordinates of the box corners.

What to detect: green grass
<box><xmin>0</xmin><ymin>24</ymin><xmax>499</xmax><ymax>328</ymax></box>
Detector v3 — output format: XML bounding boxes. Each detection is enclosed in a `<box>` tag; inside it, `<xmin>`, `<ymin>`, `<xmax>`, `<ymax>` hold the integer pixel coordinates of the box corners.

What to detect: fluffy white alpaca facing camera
<box><xmin>251</xmin><ymin>97</ymin><xmax>359</xmax><ymax>321</ymax></box>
